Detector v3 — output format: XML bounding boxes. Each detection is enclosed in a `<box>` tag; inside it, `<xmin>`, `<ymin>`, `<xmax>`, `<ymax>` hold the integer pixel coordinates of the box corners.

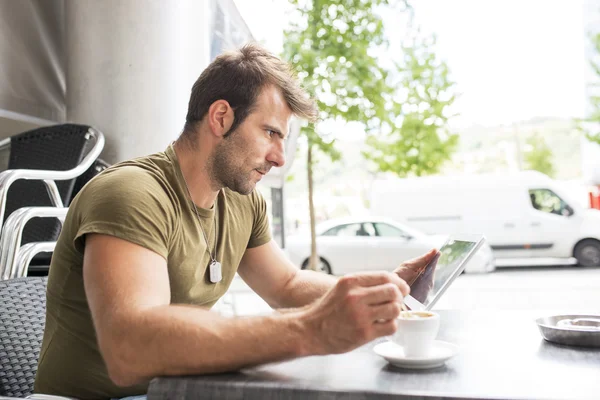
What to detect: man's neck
<box><xmin>173</xmin><ymin>139</ymin><xmax>220</xmax><ymax>209</ymax></box>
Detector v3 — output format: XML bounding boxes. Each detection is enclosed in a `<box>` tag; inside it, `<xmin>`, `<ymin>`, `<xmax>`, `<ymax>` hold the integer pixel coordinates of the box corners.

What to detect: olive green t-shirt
<box><xmin>33</xmin><ymin>144</ymin><xmax>271</xmax><ymax>399</ymax></box>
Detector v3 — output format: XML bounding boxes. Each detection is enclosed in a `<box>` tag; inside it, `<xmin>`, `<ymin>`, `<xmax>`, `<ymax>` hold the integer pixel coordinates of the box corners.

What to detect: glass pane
<box><xmin>363</xmin><ymin>223</ymin><xmax>377</xmax><ymax>236</ymax></box>
<box><xmin>375</xmin><ymin>223</ymin><xmax>405</xmax><ymax>237</ymax></box>
<box><xmin>529</xmin><ymin>189</ymin><xmax>572</xmax><ymax>216</ymax></box>
<box><xmin>210</xmin><ymin>4</ymin><xmax>226</xmax><ymax>60</ymax></box>
<box><xmin>321</xmin><ymin>227</ymin><xmax>338</xmax><ymax>236</ymax></box>
<box><xmin>323</xmin><ymin>223</ymin><xmax>362</xmax><ymax>237</ymax></box>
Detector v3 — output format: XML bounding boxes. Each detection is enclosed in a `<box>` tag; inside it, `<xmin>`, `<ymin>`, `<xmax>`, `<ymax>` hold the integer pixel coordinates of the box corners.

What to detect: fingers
<box><xmin>310</xmin><ymin>272</ymin><xmax>409</xmax><ymax>352</ymax></box>
<box><xmin>370</xmin><ymin>301</ymin><xmax>401</xmax><ymax>321</ymax></box>
<box><xmin>416</xmin><ymin>248</ymin><xmax>439</xmax><ymax>263</ymax></box>
<box><xmin>341</xmin><ymin>271</ymin><xmax>410</xmax><ymax>297</ymax></box>
<box><xmin>402</xmin><ymin>248</ymin><xmax>439</xmax><ymax>269</ymax></box>
<box><xmin>372</xmin><ymin>318</ymin><xmax>398</xmax><ymax>337</ymax></box>
<box><xmin>344</xmin><ymin>271</ymin><xmax>397</xmax><ymax>287</ymax></box>
<box><xmin>388</xmin><ymin>274</ymin><xmax>410</xmax><ymax>297</ymax></box>
<box><xmin>361</xmin><ymin>283</ymin><xmax>403</xmax><ymax>306</ymax></box>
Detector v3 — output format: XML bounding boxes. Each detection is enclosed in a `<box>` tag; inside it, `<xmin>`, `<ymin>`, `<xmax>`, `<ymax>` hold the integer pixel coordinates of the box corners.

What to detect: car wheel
<box><xmin>301</xmin><ymin>257</ymin><xmax>332</xmax><ymax>274</ymax></box>
<box><xmin>574</xmin><ymin>239</ymin><xmax>600</xmax><ymax>267</ymax></box>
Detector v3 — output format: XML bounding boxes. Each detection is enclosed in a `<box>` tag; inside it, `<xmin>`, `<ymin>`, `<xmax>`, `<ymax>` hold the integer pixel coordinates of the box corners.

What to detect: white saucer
<box><xmin>373</xmin><ymin>340</ymin><xmax>459</xmax><ymax>369</ymax></box>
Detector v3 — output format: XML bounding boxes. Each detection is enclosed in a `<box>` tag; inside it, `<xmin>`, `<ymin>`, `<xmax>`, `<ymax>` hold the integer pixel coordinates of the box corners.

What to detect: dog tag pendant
<box><xmin>209</xmin><ymin>260</ymin><xmax>222</xmax><ymax>283</ymax></box>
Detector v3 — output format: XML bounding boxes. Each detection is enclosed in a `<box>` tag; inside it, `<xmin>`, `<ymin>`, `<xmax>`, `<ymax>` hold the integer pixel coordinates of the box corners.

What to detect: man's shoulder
<box><xmin>104</xmin><ymin>151</ymin><xmax>172</xmax><ymax>181</ymax></box>
<box><xmin>75</xmin><ymin>152</ymin><xmax>178</xmax><ymax>208</ymax></box>
<box><xmin>95</xmin><ymin>150</ymin><xmax>175</xmax><ymax>186</ymax></box>
<box><xmin>87</xmin><ymin>165</ymin><xmax>165</xmax><ymax>194</ymax></box>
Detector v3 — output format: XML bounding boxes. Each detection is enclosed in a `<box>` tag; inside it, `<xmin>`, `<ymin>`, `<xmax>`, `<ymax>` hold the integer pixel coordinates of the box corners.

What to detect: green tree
<box><xmin>363</xmin><ymin>33</ymin><xmax>459</xmax><ymax>177</ymax></box>
<box><xmin>283</xmin><ymin>0</ymin><xmax>393</xmax><ymax>271</ymax></box>
<box><xmin>578</xmin><ymin>29</ymin><xmax>600</xmax><ymax>145</ymax></box>
<box><xmin>524</xmin><ymin>133</ymin><xmax>555</xmax><ymax>177</ymax></box>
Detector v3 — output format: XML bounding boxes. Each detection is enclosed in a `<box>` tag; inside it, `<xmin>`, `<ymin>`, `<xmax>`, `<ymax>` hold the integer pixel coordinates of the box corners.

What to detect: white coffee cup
<box><xmin>392</xmin><ymin>310</ymin><xmax>440</xmax><ymax>358</ymax></box>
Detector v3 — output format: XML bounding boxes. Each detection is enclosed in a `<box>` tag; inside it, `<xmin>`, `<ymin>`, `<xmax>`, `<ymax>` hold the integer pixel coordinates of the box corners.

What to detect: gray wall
<box><xmin>0</xmin><ymin>0</ymin><xmax>65</xmax><ymax>124</ymax></box>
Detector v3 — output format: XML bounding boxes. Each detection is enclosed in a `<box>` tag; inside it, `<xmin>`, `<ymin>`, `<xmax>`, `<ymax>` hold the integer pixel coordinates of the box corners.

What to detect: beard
<box><xmin>209</xmin><ymin>133</ymin><xmax>270</xmax><ymax>195</ymax></box>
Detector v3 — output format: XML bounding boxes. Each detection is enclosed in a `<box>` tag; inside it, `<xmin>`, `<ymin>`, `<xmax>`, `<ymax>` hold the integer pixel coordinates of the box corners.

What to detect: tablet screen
<box><xmin>409</xmin><ymin>238</ymin><xmax>480</xmax><ymax>309</ymax></box>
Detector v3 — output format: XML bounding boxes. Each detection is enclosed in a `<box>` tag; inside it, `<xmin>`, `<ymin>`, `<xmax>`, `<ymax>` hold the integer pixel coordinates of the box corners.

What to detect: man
<box><xmin>34</xmin><ymin>43</ymin><xmax>437</xmax><ymax>399</ymax></box>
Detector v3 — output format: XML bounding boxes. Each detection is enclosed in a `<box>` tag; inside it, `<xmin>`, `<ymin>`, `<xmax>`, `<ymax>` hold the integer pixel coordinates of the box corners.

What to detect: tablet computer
<box><xmin>403</xmin><ymin>233</ymin><xmax>486</xmax><ymax>311</ymax></box>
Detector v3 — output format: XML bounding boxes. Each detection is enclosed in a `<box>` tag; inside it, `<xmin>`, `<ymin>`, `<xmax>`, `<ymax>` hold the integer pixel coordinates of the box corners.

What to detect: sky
<box><xmin>407</xmin><ymin>0</ymin><xmax>588</xmax><ymax>128</ymax></box>
<box><xmin>233</xmin><ymin>0</ymin><xmax>285</xmax><ymax>53</ymax></box>
<box><xmin>235</xmin><ymin>0</ymin><xmax>591</xmax><ymax>129</ymax></box>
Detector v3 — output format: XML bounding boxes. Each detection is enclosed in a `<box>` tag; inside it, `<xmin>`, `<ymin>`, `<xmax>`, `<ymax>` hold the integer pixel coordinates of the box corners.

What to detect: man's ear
<box><xmin>207</xmin><ymin>100</ymin><xmax>234</xmax><ymax>137</ymax></box>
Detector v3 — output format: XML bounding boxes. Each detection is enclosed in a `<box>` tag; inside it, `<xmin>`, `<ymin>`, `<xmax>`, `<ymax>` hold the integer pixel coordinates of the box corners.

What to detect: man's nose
<box><xmin>267</xmin><ymin>140</ymin><xmax>286</xmax><ymax>168</ymax></box>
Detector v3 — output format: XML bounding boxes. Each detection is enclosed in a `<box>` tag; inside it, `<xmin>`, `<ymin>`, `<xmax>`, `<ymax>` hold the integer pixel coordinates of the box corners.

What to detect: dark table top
<box><xmin>148</xmin><ymin>309</ymin><xmax>600</xmax><ymax>400</ymax></box>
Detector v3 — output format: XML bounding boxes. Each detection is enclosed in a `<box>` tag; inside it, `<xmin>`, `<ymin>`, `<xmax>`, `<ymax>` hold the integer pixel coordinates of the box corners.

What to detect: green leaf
<box><xmin>363</xmin><ymin>30</ymin><xmax>459</xmax><ymax>177</ymax></box>
<box><xmin>524</xmin><ymin>133</ymin><xmax>556</xmax><ymax>177</ymax></box>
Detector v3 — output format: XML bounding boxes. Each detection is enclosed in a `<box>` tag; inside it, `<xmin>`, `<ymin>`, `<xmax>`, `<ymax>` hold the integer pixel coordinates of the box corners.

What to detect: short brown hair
<box><xmin>183</xmin><ymin>42</ymin><xmax>317</xmax><ymax>137</ymax></box>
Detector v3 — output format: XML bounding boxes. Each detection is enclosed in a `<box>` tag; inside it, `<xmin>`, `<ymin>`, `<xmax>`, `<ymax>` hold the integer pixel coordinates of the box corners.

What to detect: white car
<box><xmin>285</xmin><ymin>216</ymin><xmax>495</xmax><ymax>275</ymax></box>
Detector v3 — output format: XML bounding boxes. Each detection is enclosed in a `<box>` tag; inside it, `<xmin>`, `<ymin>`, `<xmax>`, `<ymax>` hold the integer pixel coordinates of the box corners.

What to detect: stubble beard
<box><xmin>209</xmin><ymin>136</ymin><xmax>256</xmax><ymax>196</ymax></box>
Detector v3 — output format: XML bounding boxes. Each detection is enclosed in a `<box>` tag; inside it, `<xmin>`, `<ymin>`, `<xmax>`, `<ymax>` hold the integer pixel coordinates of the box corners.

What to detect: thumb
<box><xmin>405</xmin><ymin>248</ymin><xmax>438</xmax><ymax>268</ymax></box>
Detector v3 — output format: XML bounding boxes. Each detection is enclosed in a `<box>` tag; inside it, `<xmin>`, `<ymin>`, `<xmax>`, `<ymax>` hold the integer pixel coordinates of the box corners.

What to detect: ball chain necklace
<box><xmin>180</xmin><ymin>166</ymin><xmax>222</xmax><ymax>284</ymax></box>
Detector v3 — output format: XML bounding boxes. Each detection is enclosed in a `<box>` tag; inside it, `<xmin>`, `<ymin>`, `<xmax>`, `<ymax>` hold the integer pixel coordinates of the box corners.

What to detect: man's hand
<box><xmin>301</xmin><ymin>271</ymin><xmax>410</xmax><ymax>355</ymax></box>
<box><xmin>393</xmin><ymin>249</ymin><xmax>439</xmax><ymax>285</ymax></box>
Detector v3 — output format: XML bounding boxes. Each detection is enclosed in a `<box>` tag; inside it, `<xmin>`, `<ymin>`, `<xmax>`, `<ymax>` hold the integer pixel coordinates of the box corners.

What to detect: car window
<box><xmin>322</xmin><ymin>223</ymin><xmax>363</xmax><ymax>237</ymax></box>
<box><xmin>361</xmin><ymin>222</ymin><xmax>377</xmax><ymax>237</ymax></box>
<box><xmin>374</xmin><ymin>222</ymin><xmax>408</xmax><ymax>237</ymax></box>
<box><xmin>529</xmin><ymin>189</ymin><xmax>574</xmax><ymax>217</ymax></box>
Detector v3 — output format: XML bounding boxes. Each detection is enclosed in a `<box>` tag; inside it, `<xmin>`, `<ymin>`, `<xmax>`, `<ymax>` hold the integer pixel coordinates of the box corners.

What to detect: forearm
<box><xmin>276</xmin><ymin>270</ymin><xmax>338</xmax><ymax>309</ymax></box>
<box><xmin>102</xmin><ymin>304</ymin><xmax>311</xmax><ymax>386</ymax></box>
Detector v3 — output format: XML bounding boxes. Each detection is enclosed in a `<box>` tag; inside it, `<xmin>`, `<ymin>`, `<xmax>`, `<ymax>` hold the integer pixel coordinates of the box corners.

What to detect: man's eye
<box><xmin>267</xmin><ymin>130</ymin><xmax>276</xmax><ymax>138</ymax></box>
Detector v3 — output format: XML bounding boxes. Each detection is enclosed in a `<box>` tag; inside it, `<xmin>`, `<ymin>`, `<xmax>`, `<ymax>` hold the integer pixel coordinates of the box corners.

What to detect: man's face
<box><xmin>210</xmin><ymin>85</ymin><xmax>292</xmax><ymax>195</ymax></box>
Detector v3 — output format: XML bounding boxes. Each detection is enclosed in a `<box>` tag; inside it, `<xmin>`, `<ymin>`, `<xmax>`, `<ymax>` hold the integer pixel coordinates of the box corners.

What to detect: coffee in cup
<box><xmin>392</xmin><ymin>310</ymin><xmax>440</xmax><ymax>357</ymax></box>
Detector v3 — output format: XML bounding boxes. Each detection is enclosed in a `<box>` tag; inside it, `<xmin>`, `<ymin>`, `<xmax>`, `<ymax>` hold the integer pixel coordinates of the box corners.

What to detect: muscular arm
<box><xmin>238</xmin><ymin>241</ymin><xmax>438</xmax><ymax>311</ymax></box>
<box><xmin>85</xmin><ymin>236</ymin><xmax>413</xmax><ymax>388</ymax></box>
<box><xmin>238</xmin><ymin>240</ymin><xmax>338</xmax><ymax>309</ymax></box>
<box><xmin>84</xmin><ymin>234</ymin><xmax>313</xmax><ymax>387</ymax></box>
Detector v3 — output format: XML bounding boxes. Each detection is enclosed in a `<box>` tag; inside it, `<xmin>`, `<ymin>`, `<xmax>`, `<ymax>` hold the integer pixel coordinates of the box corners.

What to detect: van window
<box><xmin>374</xmin><ymin>223</ymin><xmax>410</xmax><ymax>238</ymax></box>
<box><xmin>529</xmin><ymin>189</ymin><xmax>574</xmax><ymax>217</ymax></box>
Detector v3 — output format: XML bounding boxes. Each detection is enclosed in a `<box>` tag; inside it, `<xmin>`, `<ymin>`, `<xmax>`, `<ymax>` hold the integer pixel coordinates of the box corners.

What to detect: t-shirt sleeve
<box><xmin>247</xmin><ymin>189</ymin><xmax>272</xmax><ymax>249</ymax></box>
<box><xmin>73</xmin><ymin>166</ymin><xmax>173</xmax><ymax>260</ymax></box>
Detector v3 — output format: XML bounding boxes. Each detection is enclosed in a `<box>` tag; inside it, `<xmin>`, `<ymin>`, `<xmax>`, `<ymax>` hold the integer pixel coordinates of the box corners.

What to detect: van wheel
<box><xmin>574</xmin><ymin>239</ymin><xmax>600</xmax><ymax>267</ymax></box>
<box><xmin>302</xmin><ymin>257</ymin><xmax>332</xmax><ymax>274</ymax></box>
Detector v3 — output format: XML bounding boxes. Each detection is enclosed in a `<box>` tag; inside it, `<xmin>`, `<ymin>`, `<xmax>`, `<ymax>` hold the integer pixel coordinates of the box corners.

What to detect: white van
<box><xmin>370</xmin><ymin>171</ymin><xmax>600</xmax><ymax>267</ymax></box>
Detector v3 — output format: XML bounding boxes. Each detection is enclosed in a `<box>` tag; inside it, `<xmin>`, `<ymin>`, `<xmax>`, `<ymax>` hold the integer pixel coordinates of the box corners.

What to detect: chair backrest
<box><xmin>4</xmin><ymin>124</ymin><xmax>94</xmax><ymax>245</ymax></box>
<box><xmin>70</xmin><ymin>158</ymin><xmax>111</xmax><ymax>205</ymax></box>
<box><xmin>25</xmin><ymin>159</ymin><xmax>111</xmax><ymax>269</ymax></box>
<box><xmin>0</xmin><ymin>277</ymin><xmax>47</xmax><ymax>397</ymax></box>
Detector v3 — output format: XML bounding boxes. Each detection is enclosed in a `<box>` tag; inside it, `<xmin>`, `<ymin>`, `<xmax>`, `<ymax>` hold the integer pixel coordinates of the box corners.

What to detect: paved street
<box><xmin>433</xmin><ymin>264</ymin><xmax>600</xmax><ymax>313</ymax></box>
<box><xmin>216</xmin><ymin>264</ymin><xmax>600</xmax><ymax>317</ymax></box>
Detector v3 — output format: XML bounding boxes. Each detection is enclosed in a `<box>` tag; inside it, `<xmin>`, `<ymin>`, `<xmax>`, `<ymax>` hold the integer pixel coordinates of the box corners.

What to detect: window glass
<box><xmin>210</xmin><ymin>5</ymin><xmax>226</xmax><ymax>60</ymax></box>
<box><xmin>322</xmin><ymin>223</ymin><xmax>362</xmax><ymax>237</ymax></box>
<box><xmin>361</xmin><ymin>223</ymin><xmax>377</xmax><ymax>236</ymax></box>
<box><xmin>375</xmin><ymin>223</ymin><xmax>408</xmax><ymax>237</ymax></box>
<box><xmin>529</xmin><ymin>189</ymin><xmax>574</xmax><ymax>216</ymax></box>
<box><xmin>209</xmin><ymin>1</ymin><xmax>252</xmax><ymax>61</ymax></box>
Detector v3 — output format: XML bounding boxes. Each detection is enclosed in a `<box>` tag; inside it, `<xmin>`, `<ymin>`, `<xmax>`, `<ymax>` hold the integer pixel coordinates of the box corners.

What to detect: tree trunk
<box><xmin>307</xmin><ymin>142</ymin><xmax>319</xmax><ymax>271</ymax></box>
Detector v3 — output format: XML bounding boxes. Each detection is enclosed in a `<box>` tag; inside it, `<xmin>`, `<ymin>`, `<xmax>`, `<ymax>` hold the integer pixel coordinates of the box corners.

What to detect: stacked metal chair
<box><xmin>0</xmin><ymin>124</ymin><xmax>107</xmax><ymax>399</ymax></box>
<box><xmin>0</xmin><ymin>124</ymin><xmax>106</xmax><ymax>280</ymax></box>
